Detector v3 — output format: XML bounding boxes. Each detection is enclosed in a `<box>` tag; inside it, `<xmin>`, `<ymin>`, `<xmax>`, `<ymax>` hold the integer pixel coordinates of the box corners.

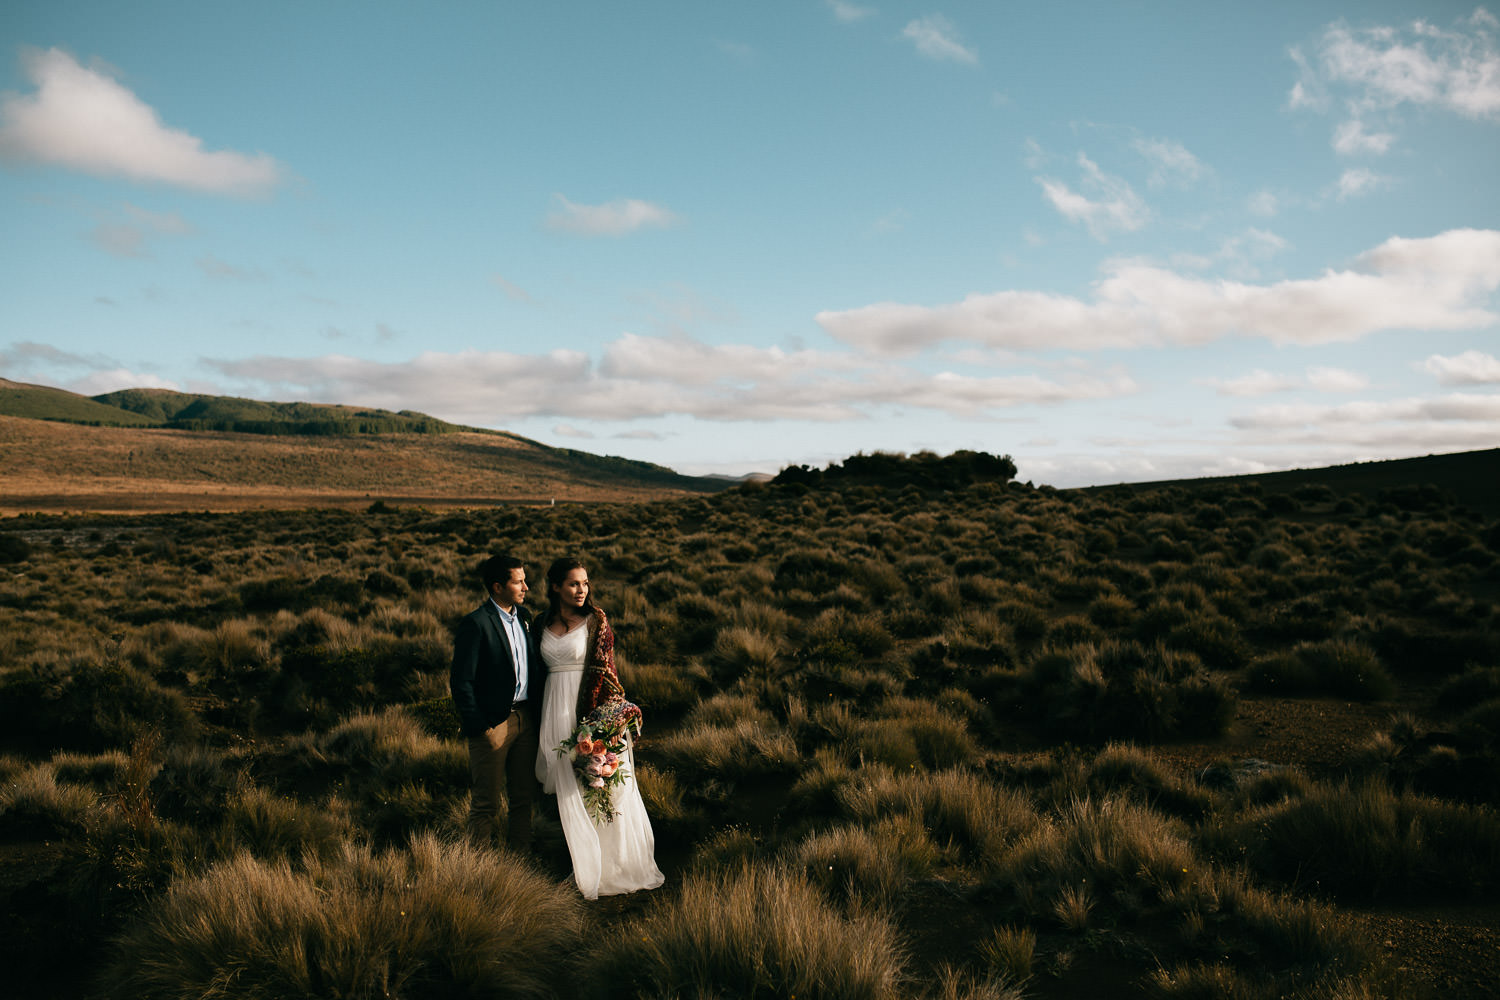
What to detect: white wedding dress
<box><xmin>535</xmin><ymin>622</ymin><xmax>665</xmax><ymax>899</ymax></box>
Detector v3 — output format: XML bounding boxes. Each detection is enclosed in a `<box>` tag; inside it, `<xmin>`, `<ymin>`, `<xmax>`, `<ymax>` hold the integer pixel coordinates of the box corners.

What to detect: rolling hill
<box><xmin>0</xmin><ymin>380</ymin><xmax>727</xmax><ymax>513</ymax></box>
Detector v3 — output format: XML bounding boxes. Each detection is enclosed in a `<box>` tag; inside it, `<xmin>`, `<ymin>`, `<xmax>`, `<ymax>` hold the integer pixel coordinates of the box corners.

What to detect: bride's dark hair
<box><xmin>544</xmin><ymin>556</ymin><xmax>596</xmax><ymax>624</ymax></box>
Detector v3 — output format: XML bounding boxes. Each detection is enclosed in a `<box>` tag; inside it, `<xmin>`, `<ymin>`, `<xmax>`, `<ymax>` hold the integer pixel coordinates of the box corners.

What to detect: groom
<box><xmin>450</xmin><ymin>554</ymin><xmax>545</xmax><ymax>851</ymax></box>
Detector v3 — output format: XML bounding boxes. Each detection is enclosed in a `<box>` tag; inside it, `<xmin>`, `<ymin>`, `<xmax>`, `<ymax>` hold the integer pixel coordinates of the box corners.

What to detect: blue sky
<box><xmin>2</xmin><ymin>1</ymin><xmax>1497</xmax><ymax>486</ymax></box>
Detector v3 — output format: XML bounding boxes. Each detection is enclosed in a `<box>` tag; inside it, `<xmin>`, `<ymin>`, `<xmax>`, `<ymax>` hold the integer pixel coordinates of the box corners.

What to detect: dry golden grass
<box><xmin>0</xmin><ymin>415</ymin><xmax>717</xmax><ymax>513</ymax></box>
<box><xmin>103</xmin><ymin>833</ymin><xmax>586</xmax><ymax>1000</ymax></box>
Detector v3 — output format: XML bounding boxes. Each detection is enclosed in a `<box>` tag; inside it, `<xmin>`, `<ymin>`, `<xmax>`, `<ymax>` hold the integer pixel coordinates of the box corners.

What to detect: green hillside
<box><xmin>94</xmin><ymin>388</ymin><xmax>459</xmax><ymax>435</ymax></box>
<box><xmin>0</xmin><ymin>379</ymin><xmax>156</xmax><ymax>426</ymax></box>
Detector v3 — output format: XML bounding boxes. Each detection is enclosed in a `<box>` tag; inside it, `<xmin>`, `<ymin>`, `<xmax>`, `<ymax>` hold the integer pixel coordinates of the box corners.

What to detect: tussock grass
<box><xmin>6</xmin><ymin>453</ymin><xmax>1496</xmax><ymax>998</ymax></box>
<box><xmin>1434</xmin><ymin>665</ymin><xmax>1500</xmax><ymax>712</ymax></box>
<box><xmin>218</xmin><ymin>785</ymin><xmax>353</xmax><ymax>861</ymax></box>
<box><xmin>1208</xmin><ymin>779</ymin><xmax>1500</xmax><ymax>901</ymax></box>
<box><xmin>0</xmin><ymin>763</ymin><xmax>99</xmax><ymax>837</ymax></box>
<box><xmin>104</xmin><ymin>833</ymin><xmax>586</xmax><ymax>1000</ymax></box>
<box><xmin>710</xmin><ymin>625</ymin><xmax>785</xmax><ymax>684</ymax></box>
<box><xmin>836</xmin><ymin>768</ymin><xmax>1039</xmax><ymax>872</ymax></box>
<box><xmin>924</xmin><ymin>966</ymin><xmax>1026</xmax><ymax>1000</ymax></box>
<box><xmin>1144</xmin><ymin>961</ymin><xmax>1261</xmax><ymax>999</ymax></box>
<box><xmin>794</xmin><ymin>813</ymin><xmax>939</xmax><ymax>906</ymax></box>
<box><xmin>1087</xmin><ymin>743</ymin><xmax>1215</xmax><ymax>820</ymax></box>
<box><xmin>51</xmin><ymin>748</ymin><xmax>130</xmax><ymax>788</ymax></box>
<box><xmin>991</xmin><ymin>795</ymin><xmax>1198</xmax><ymax>918</ymax></box>
<box><xmin>618</xmin><ymin>658</ymin><xmax>706</xmax><ymax>718</ymax></box>
<box><xmin>864</xmin><ymin>696</ymin><xmax>973</xmax><ymax>769</ymax></box>
<box><xmin>150</xmin><ymin>745</ymin><xmax>245</xmax><ymax>825</ymax></box>
<box><xmin>1028</xmin><ymin>640</ymin><xmax>1234</xmax><ymax>741</ymax></box>
<box><xmin>978</xmin><ymin>924</ymin><xmax>1035</xmax><ymax>982</ymax></box>
<box><xmin>0</xmin><ymin>657</ymin><xmax>196</xmax><ymax>753</ymax></box>
<box><xmin>654</xmin><ymin>718</ymin><xmax>800</xmax><ymax>787</ymax></box>
<box><xmin>1246</xmin><ymin>639</ymin><xmax>1395</xmax><ymax>700</ymax></box>
<box><xmin>587</xmin><ymin>862</ymin><xmax>905</xmax><ymax>999</ymax></box>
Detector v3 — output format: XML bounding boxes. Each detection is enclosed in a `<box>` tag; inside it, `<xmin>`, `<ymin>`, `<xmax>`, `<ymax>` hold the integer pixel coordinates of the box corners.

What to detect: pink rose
<box><xmin>589</xmin><ymin>777</ymin><xmax>606</xmax><ymax>788</ymax></box>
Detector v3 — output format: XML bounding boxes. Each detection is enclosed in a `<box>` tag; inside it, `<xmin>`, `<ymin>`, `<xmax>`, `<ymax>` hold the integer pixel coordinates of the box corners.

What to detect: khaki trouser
<box><xmin>466</xmin><ymin>708</ymin><xmax>539</xmax><ymax>851</ymax></box>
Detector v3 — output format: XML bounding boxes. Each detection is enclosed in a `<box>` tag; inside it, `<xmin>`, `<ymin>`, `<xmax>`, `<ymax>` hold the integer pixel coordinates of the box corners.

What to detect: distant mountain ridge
<box><xmin>0</xmin><ymin>378</ymin><xmax>716</xmax><ymax>508</ymax></box>
<box><xmin>0</xmin><ymin>379</ymin><xmax>464</xmax><ymax>435</ymax></box>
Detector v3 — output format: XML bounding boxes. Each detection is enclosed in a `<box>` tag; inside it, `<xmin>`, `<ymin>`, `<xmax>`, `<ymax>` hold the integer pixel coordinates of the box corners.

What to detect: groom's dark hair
<box><xmin>479</xmin><ymin>554</ymin><xmax>524</xmax><ymax>592</ymax></box>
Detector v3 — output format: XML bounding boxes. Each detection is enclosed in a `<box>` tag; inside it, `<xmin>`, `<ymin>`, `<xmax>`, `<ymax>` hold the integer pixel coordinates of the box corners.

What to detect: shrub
<box><xmin>1087</xmin><ymin>744</ymin><xmax>1214</xmax><ymax>821</ymax></box>
<box><xmin>1032</xmin><ymin>640</ymin><xmax>1234</xmax><ymax>742</ymax></box>
<box><xmin>103</xmin><ymin>834</ymin><xmax>586</xmax><ymax>1000</ymax></box>
<box><xmin>0</xmin><ymin>534</ymin><xmax>33</xmax><ymax>563</ymax></box>
<box><xmin>836</xmin><ymin>768</ymin><xmax>1039</xmax><ymax>873</ymax></box>
<box><xmin>711</xmin><ymin>625</ymin><xmax>785</xmax><ymax>681</ymax></box>
<box><xmin>794</xmin><ymin>814</ymin><xmax>938</xmax><ymax>906</ymax></box>
<box><xmin>0</xmin><ymin>764</ymin><xmax>98</xmax><ymax>838</ymax></box>
<box><xmin>0</xmin><ymin>658</ymin><xmax>196</xmax><ymax>754</ymax></box>
<box><xmin>1087</xmin><ymin>593</ymin><xmax>1137</xmax><ymax>629</ymax></box>
<box><xmin>1165</xmin><ymin>612</ymin><xmax>1249</xmax><ymax>672</ymax></box>
<box><xmin>989</xmin><ymin>795</ymin><xmax>1199</xmax><ymax>921</ymax></box>
<box><xmin>924</xmin><ymin>967</ymin><xmax>1026</xmax><ymax>1000</ymax></box>
<box><xmin>996</xmin><ymin>601</ymin><xmax>1048</xmax><ymax>641</ymax></box>
<box><xmin>1435</xmin><ymin>666</ymin><xmax>1500</xmax><ymax>713</ymax></box>
<box><xmin>619</xmin><ymin>659</ymin><xmax>706</xmax><ymax>720</ymax></box>
<box><xmin>978</xmin><ymin>924</ymin><xmax>1035</xmax><ymax>983</ymax></box>
<box><xmin>1143</xmin><ymin>962</ymin><xmax>1262</xmax><ymax>1000</ymax></box>
<box><xmin>654</xmin><ymin>719</ymin><xmax>800</xmax><ymax>789</ymax></box>
<box><xmin>1209</xmin><ymin>779</ymin><xmax>1500</xmax><ymax>901</ymax></box>
<box><xmin>585</xmin><ymin>863</ymin><xmax>905</xmax><ymax>999</ymax></box>
<box><xmin>149</xmin><ymin>745</ymin><xmax>244</xmax><ymax>826</ymax></box>
<box><xmin>1244</xmin><ymin>651</ymin><xmax>1318</xmax><ymax>694</ymax></box>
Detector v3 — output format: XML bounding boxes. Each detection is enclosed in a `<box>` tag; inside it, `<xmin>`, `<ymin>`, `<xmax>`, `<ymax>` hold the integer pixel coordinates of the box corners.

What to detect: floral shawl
<box><xmin>579</xmin><ymin>607</ymin><xmax>642</xmax><ymax>733</ymax></box>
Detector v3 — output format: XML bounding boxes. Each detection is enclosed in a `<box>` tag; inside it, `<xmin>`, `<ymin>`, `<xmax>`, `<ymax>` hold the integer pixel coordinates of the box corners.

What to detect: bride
<box><xmin>534</xmin><ymin>557</ymin><xmax>665</xmax><ymax>899</ymax></box>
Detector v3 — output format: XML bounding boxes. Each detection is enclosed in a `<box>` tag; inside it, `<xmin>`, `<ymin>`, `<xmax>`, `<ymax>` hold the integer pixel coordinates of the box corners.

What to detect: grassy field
<box><xmin>1</xmin><ymin>448</ymin><xmax>1497</xmax><ymax>998</ymax></box>
<box><xmin>0</xmin><ymin>414</ymin><xmax>727</xmax><ymax>513</ymax></box>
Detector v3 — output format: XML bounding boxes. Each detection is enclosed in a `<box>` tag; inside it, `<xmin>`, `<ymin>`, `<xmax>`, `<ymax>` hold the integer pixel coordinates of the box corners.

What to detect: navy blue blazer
<box><xmin>449</xmin><ymin>600</ymin><xmax>545</xmax><ymax>738</ymax></box>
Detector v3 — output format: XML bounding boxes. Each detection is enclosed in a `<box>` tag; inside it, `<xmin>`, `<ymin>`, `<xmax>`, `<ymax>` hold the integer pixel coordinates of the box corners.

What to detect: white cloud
<box><xmin>1247</xmin><ymin>190</ymin><xmax>1280</xmax><ymax>217</ymax></box>
<box><xmin>1215</xmin><ymin>227</ymin><xmax>1289</xmax><ymax>277</ymax></box>
<box><xmin>1332</xmin><ymin>118</ymin><xmax>1396</xmax><ymax>154</ymax></box>
<box><xmin>1422</xmin><ymin>349</ymin><xmax>1500</xmax><ymax>384</ymax></box>
<box><xmin>1294</xmin><ymin>13</ymin><xmax>1500</xmax><ymax>154</ymax></box>
<box><xmin>1318</xmin><ymin>17</ymin><xmax>1500</xmax><ymax>118</ymax></box>
<box><xmin>546</xmin><ymin>194</ymin><xmax>679</xmax><ymax>236</ymax></box>
<box><xmin>1199</xmin><ymin>367</ymin><xmax>1367</xmax><ymax>397</ymax></box>
<box><xmin>902</xmin><ymin>15</ymin><xmax>977</xmax><ymax>64</ymax></box>
<box><xmin>827</xmin><ymin>0</ymin><xmax>874</xmax><ymax>23</ymax></box>
<box><xmin>553</xmin><ymin>424</ymin><xmax>595</xmax><ymax>439</ymax></box>
<box><xmin>1230</xmin><ymin>392</ymin><xmax>1500</xmax><ymax>430</ymax></box>
<box><xmin>1037</xmin><ymin>154</ymin><xmax>1147</xmax><ymax>240</ymax></box>
<box><xmin>1336</xmin><ymin>166</ymin><xmax>1386</xmax><ymax>200</ymax></box>
<box><xmin>599</xmin><ymin>332</ymin><xmax>863</xmax><ymax>385</ymax></box>
<box><xmin>1132</xmin><ymin>136</ymin><xmax>1203</xmax><ymax>186</ymax></box>
<box><xmin>815</xmin><ymin>228</ymin><xmax>1500</xmax><ymax>355</ymax></box>
<box><xmin>0</xmin><ymin>48</ymin><xmax>281</xmax><ymax>196</ymax></box>
<box><xmin>1200</xmin><ymin>370</ymin><xmax>1302</xmax><ymax>396</ymax></box>
<box><xmin>200</xmin><ymin>332</ymin><xmax>1137</xmax><ymax>427</ymax></box>
<box><xmin>1307</xmin><ymin>366</ymin><xmax>1371</xmax><ymax>392</ymax></box>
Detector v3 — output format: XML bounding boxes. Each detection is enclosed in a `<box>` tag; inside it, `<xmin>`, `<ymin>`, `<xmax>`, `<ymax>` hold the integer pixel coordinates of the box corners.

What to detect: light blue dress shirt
<box><xmin>491</xmin><ymin>600</ymin><xmax>529</xmax><ymax>703</ymax></box>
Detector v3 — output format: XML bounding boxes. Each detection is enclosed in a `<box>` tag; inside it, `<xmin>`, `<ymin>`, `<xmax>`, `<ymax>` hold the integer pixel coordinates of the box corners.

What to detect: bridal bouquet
<box><xmin>557</xmin><ymin>700</ymin><xmax>643</xmax><ymax>823</ymax></box>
